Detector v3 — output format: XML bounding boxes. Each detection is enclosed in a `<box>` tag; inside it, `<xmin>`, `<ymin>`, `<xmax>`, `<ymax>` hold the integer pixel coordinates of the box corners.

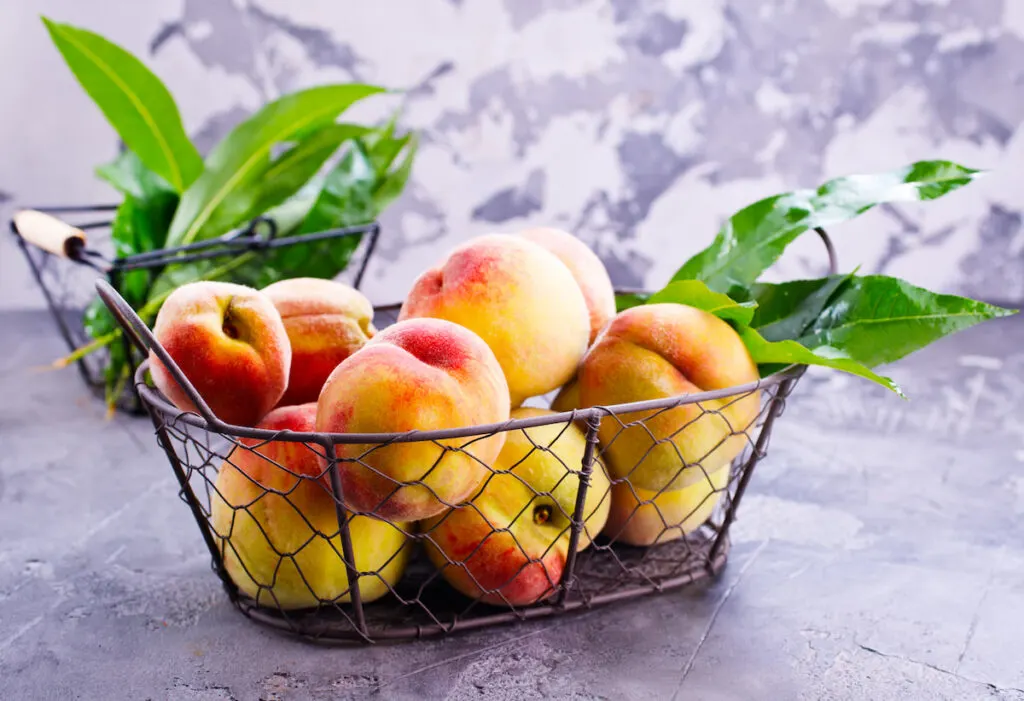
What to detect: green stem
<box><xmin>54</xmin><ymin>330</ymin><xmax>119</xmax><ymax>368</ymax></box>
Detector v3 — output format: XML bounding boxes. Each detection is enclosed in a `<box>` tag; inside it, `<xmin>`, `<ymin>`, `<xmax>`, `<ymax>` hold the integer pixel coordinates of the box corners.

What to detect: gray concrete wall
<box><xmin>3</xmin><ymin>0</ymin><xmax>1023</xmax><ymax>310</ymax></box>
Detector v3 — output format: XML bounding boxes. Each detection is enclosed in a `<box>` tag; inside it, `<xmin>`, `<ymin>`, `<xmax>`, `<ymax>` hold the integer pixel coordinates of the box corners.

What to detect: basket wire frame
<box><xmin>10</xmin><ymin>205</ymin><xmax>381</xmax><ymax>414</ymax></box>
<box><xmin>93</xmin><ymin>229</ymin><xmax>835</xmax><ymax>644</ymax></box>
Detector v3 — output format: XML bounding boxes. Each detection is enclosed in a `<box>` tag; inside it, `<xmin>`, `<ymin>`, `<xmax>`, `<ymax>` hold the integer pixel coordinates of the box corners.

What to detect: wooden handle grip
<box><xmin>12</xmin><ymin>209</ymin><xmax>87</xmax><ymax>258</ymax></box>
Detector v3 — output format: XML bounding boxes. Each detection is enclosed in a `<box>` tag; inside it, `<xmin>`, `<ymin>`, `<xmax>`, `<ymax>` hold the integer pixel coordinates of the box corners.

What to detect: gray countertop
<box><xmin>2</xmin><ymin>310</ymin><xmax>1023</xmax><ymax>701</ymax></box>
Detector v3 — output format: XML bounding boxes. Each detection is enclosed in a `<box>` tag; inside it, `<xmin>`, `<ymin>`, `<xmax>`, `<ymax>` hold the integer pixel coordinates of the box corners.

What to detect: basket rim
<box><xmin>133</xmin><ymin>356</ymin><xmax>803</xmax><ymax>444</ymax></box>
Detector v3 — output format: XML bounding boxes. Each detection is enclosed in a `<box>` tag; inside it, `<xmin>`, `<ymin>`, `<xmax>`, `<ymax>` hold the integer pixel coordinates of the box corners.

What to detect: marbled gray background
<box><xmin>3</xmin><ymin>0</ymin><xmax>1023</xmax><ymax>309</ymax></box>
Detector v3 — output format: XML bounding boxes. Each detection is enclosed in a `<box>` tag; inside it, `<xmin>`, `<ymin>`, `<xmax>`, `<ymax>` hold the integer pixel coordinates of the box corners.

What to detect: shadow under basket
<box><xmin>94</xmin><ymin>225</ymin><xmax>837</xmax><ymax>643</ymax></box>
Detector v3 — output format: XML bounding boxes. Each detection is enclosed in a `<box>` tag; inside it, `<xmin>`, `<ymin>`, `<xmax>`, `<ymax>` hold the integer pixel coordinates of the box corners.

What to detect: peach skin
<box><xmin>317</xmin><ymin>318</ymin><xmax>510</xmax><ymax>521</ymax></box>
<box><xmin>519</xmin><ymin>227</ymin><xmax>615</xmax><ymax>345</ymax></box>
<box><xmin>262</xmin><ymin>277</ymin><xmax>376</xmax><ymax>406</ymax></box>
<box><xmin>602</xmin><ymin>466</ymin><xmax>730</xmax><ymax>546</ymax></box>
<box><xmin>578</xmin><ymin>303</ymin><xmax>760</xmax><ymax>492</ymax></box>
<box><xmin>398</xmin><ymin>234</ymin><xmax>590</xmax><ymax>407</ymax></box>
<box><xmin>150</xmin><ymin>281</ymin><xmax>290</xmax><ymax>426</ymax></box>
<box><xmin>210</xmin><ymin>404</ymin><xmax>411</xmax><ymax>609</ymax></box>
<box><xmin>421</xmin><ymin>407</ymin><xmax>611</xmax><ymax>606</ymax></box>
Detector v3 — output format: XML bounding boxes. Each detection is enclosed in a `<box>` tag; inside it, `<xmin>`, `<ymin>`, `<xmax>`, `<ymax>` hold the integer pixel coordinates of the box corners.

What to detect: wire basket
<box><xmin>93</xmin><ymin>230</ymin><xmax>837</xmax><ymax>644</ymax></box>
<box><xmin>10</xmin><ymin>206</ymin><xmax>381</xmax><ymax>414</ymax></box>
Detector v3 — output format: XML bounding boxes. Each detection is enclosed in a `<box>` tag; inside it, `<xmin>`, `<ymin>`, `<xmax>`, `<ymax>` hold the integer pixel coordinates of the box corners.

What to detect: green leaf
<box><xmin>795</xmin><ymin>275</ymin><xmax>1017</xmax><ymax>368</ymax></box>
<box><xmin>615</xmin><ymin>291</ymin><xmax>649</xmax><ymax>312</ymax></box>
<box><xmin>372</xmin><ymin>133</ymin><xmax>418</xmax><ymax>214</ymax></box>
<box><xmin>673</xmin><ymin>160</ymin><xmax>983</xmax><ymax>292</ymax></box>
<box><xmin>646</xmin><ymin>280</ymin><xmax>758</xmax><ymax>326</ymax></box>
<box><xmin>108</xmin><ymin>191</ymin><xmax>178</xmax><ymax>303</ymax></box>
<box><xmin>299</xmin><ymin>140</ymin><xmax>377</xmax><ymax>235</ymax></box>
<box><xmin>736</xmin><ymin>325</ymin><xmax>905</xmax><ymax>397</ymax></box>
<box><xmin>96</xmin><ymin>149</ymin><xmax>175</xmax><ymax>200</ymax></box>
<box><xmin>247</xmin><ymin>122</ymin><xmax>370</xmax><ymax>221</ymax></box>
<box><xmin>741</xmin><ymin>273</ymin><xmax>856</xmax><ymax>341</ymax></box>
<box><xmin>166</xmin><ymin>83</ymin><xmax>385</xmax><ymax>247</ymax></box>
<box><xmin>43</xmin><ymin>17</ymin><xmax>202</xmax><ymax>191</ymax></box>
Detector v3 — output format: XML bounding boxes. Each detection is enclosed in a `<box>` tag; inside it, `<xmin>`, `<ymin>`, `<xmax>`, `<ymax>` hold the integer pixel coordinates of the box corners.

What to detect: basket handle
<box><xmin>12</xmin><ymin>209</ymin><xmax>88</xmax><ymax>259</ymax></box>
<box><xmin>95</xmin><ymin>279</ymin><xmax>223</xmax><ymax>427</ymax></box>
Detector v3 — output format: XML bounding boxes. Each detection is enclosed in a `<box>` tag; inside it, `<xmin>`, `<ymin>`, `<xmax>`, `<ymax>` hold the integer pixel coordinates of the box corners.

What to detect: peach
<box><xmin>519</xmin><ymin>227</ymin><xmax>615</xmax><ymax>345</ymax></box>
<box><xmin>398</xmin><ymin>234</ymin><xmax>590</xmax><ymax>407</ymax></box>
<box><xmin>602</xmin><ymin>466</ymin><xmax>730</xmax><ymax>546</ymax></box>
<box><xmin>422</xmin><ymin>407</ymin><xmax>611</xmax><ymax>606</ymax></box>
<box><xmin>262</xmin><ymin>277</ymin><xmax>375</xmax><ymax>406</ymax></box>
<box><xmin>317</xmin><ymin>318</ymin><xmax>510</xmax><ymax>520</ymax></box>
<box><xmin>550</xmin><ymin>378</ymin><xmax>581</xmax><ymax>414</ymax></box>
<box><xmin>210</xmin><ymin>404</ymin><xmax>411</xmax><ymax>609</ymax></box>
<box><xmin>578</xmin><ymin>303</ymin><xmax>760</xmax><ymax>492</ymax></box>
<box><xmin>150</xmin><ymin>281</ymin><xmax>290</xmax><ymax>426</ymax></box>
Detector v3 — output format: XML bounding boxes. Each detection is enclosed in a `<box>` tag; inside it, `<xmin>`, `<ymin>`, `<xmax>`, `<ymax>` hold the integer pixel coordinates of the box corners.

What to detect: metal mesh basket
<box><xmin>10</xmin><ymin>205</ymin><xmax>380</xmax><ymax>414</ymax></box>
<box><xmin>93</xmin><ymin>230</ymin><xmax>836</xmax><ymax>644</ymax></box>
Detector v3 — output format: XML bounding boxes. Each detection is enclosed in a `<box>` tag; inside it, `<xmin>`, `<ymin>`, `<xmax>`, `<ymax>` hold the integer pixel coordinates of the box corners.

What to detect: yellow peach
<box><xmin>399</xmin><ymin>234</ymin><xmax>590</xmax><ymax>407</ymax></box>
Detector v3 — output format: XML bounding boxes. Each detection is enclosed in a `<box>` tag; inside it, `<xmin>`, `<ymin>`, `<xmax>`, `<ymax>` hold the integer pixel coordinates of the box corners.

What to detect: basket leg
<box><xmin>555</xmin><ymin>411</ymin><xmax>600</xmax><ymax>607</ymax></box>
<box><xmin>323</xmin><ymin>440</ymin><xmax>370</xmax><ymax>640</ymax></box>
<box><xmin>708</xmin><ymin>377</ymin><xmax>799</xmax><ymax>565</ymax></box>
<box><xmin>14</xmin><ymin>233</ymin><xmax>97</xmax><ymax>388</ymax></box>
<box><xmin>352</xmin><ymin>223</ymin><xmax>380</xmax><ymax>291</ymax></box>
<box><xmin>146</xmin><ymin>407</ymin><xmax>238</xmax><ymax>601</ymax></box>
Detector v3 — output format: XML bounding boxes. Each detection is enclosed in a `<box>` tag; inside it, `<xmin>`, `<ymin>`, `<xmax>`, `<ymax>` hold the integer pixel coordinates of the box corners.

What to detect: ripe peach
<box><xmin>422</xmin><ymin>407</ymin><xmax>611</xmax><ymax>607</ymax></box>
<box><xmin>578</xmin><ymin>303</ymin><xmax>760</xmax><ymax>492</ymax></box>
<box><xmin>317</xmin><ymin>318</ymin><xmax>510</xmax><ymax>521</ymax></box>
<box><xmin>550</xmin><ymin>378</ymin><xmax>581</xmax><ymax>414</ymax></box>
<box><xmin>399</xmin><ymin>234</ymin><xmax>590</xmax><ymax>407</ymax></box>
<box><xmin>150</xmin><ymin>281</ymin><xmax>290</xmax><ymax>426</ymax></box>
<box><xmin>262</xmin><ymin>277</ymin><xmax>375</xmax><ymax>406</ymax></box>
<box><xmin>602</xmin><ymin>467</ymin><xmax>730</xmax><ymax>546</ymax></box>
<box><xmin>210</xmin><ymin>404</ymin><xmax>411</xmax><ymax>609</ymax></box>
<box><xmin>518</xmin><ymin>227</ymin><xmax>615</xmax><ymax>345</ymax></box>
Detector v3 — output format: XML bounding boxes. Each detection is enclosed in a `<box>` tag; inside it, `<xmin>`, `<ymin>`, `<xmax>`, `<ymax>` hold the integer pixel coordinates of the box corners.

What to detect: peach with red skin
<box><xmin>210</xmin><ymin>404</ymin><xmax>411</xmax><ymax>609</ymax></box>
<box><xmin>518</xmin><ymin>227</ymin><xmax>616</xmax><ymax>345</ymax></box>
<box><xmin>262</xmin><ymin>277</ymin><xmax>376</xmax><ymax>407</ymax></box>
<box><xmin>602</xmin><ymin>466</ymin><xmax>729</xmax><ymax>546</ymax></box>
<box><xmin>150</xmin><ymin>281</ymin><xmax>290</xmax><ymax>426</ymax></box>
<box><xmin>578</xmin><ymin>303</ymin><xmax>760</xmax><ymax>492</ymax></box>
<box><xmin>399</xmin><ymin>234</ymin><xmax>590</xmax><ymax>407</ymax></box>
<box><xmin>316</xmin><ymin>317</ymin><xmax>510</xmax><ymax>521</ymax></box>
<box><xmin>422</xmin><ymin>408</ymin><xmax>611</xmax><ymax>606</ymax></box>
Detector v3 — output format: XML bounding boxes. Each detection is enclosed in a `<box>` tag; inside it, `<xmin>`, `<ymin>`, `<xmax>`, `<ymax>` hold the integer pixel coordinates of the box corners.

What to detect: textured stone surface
<box><xmin>3</xmin><ymin>0</ymin><xmax>1024</xmax><ymax>310</ymax></box>
<box><xmin>2</xmin><ymin>310</ymin><xmax>1023</xmax><ymax>699</ymax></box>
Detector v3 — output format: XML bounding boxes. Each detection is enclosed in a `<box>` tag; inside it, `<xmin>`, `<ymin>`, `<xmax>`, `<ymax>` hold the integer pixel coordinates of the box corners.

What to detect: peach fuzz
<box><xmin>421</xmin><ymin>407</ymin><xmax>611</xmax><ymax>606</ymax></box>
<box><xmin>398</xmin><ymin>234</ymin><xmax>590</xmax><ymax>407</ymax></box>
<box><xmin>316</xmin><ymin>317</ymin><xmax>510</xmax><ymax>521</ymax></box>
<box><xmin>578</xmin><ymin>303</ymin><xmax>760</xmax><ymax>492</ymax></box>
<box><xmin>262</xmin><ymin>277</ymin><xmax>375</xmax><ymax>407</ymax></box>
<box><xmin>518</xmin><ymin>227</ymin><xmax>616</xmax><ymax>345</ymax></box>
<box><xmin>150</xmin><ymin>281</ymin><xmax>290</xmax><ymax>427</ymax></box>
<box><xmin>602</xmin><ymin>466</ymin><xmax>729</xmax><ymax>546</ymax></box>
<box><xmin>210</xmin><ymin>404</ymin><xmax>411</xmax><ymax>609</ymax></box>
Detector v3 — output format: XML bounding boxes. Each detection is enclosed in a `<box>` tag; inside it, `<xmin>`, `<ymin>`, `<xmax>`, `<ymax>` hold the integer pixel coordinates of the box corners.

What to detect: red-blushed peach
<box><xmin>578</xmin><ymin>303</ymin><xmax>760</xmax><ymax>492</ymax></box>
<box><xmin>316</xmin><ymin>318</ymin><xmax>510</xmax><ymax>521</ymax></box>
<box><xmin>421</xmin><ymin>407</ymin><xmax>611</xmax><ymax>606</ymax></box>
<box><xmin>209</xmin><ymin>404</ymin><xmax>411</xmax><ymax>609</ymax></box>
<box><xmin>150</xmin><ymin>281</ymin><xmax>290</xmax><ymax>426</ymax></box>
<box><xmin>518</xmin><ymin>227</ymin><xmax>615</xmax><ymax>345</ymax></box>
<box><xmin>262</xmin><ymin>277</ymin><xmax>375</xmax><ymax>406</ymax></box>
<box><xmin>602</xmin><ymin>466</ymin><xmax>730</xmax><ymax>546</ymax></box>
<box><xmin>398</xmin><ymin>234</ymin><xmax>590</xmax><ymax>407</ymax></box>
